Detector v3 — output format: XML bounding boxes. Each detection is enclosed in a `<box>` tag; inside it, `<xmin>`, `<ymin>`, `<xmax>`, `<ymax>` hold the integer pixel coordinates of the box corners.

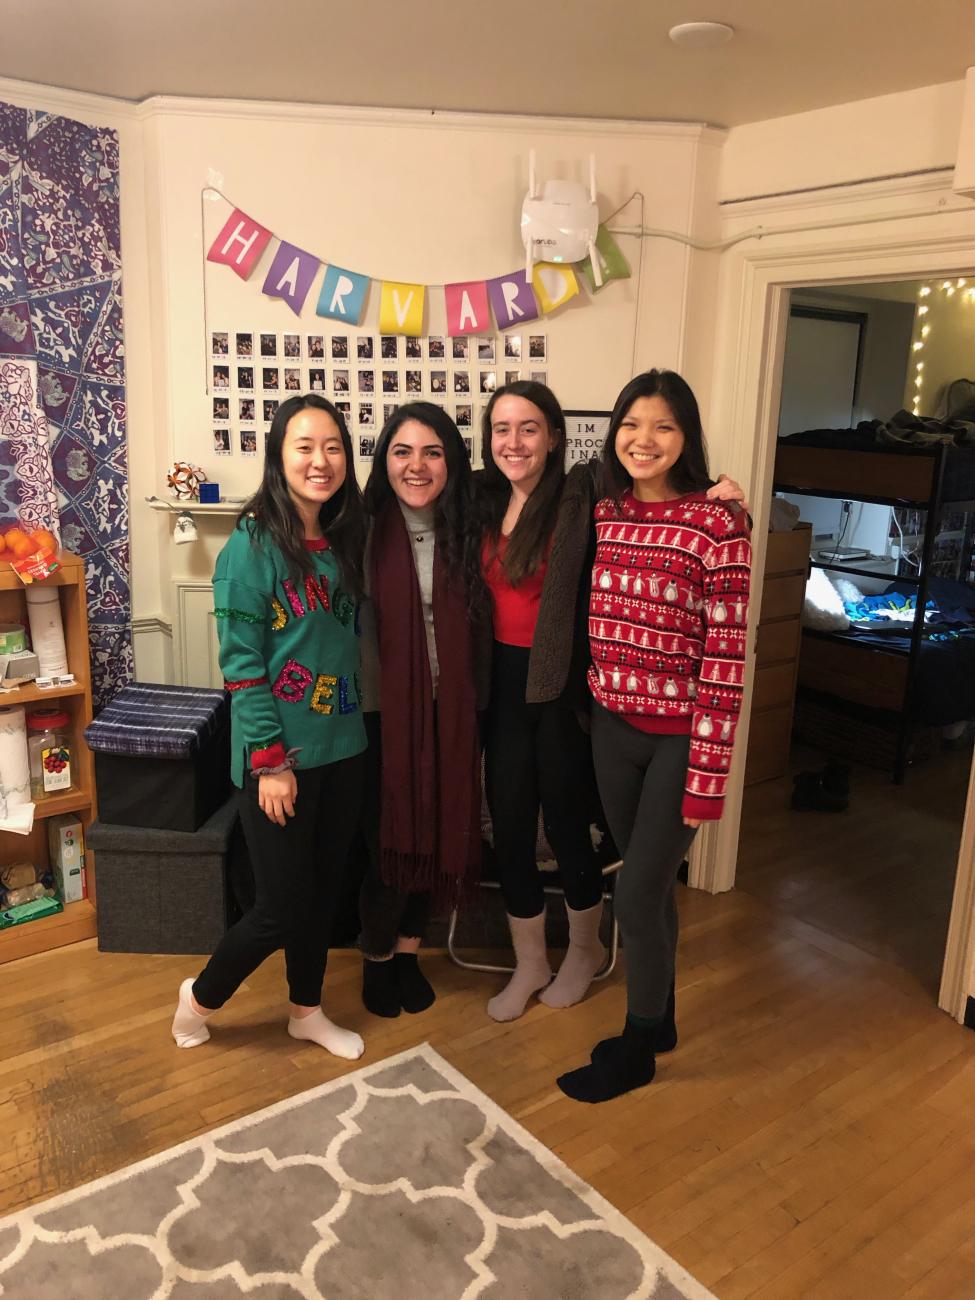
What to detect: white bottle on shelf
<box><xmin>26</xmin><ymin>585</ymin><xmax>68</xmax><ymax>677</ymax></box>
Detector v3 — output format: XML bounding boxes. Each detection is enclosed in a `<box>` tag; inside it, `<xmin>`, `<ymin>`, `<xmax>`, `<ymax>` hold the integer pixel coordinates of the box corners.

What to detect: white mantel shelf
<box><xmin>146</xmin><ymin>496</ymin><xmax>244</xmax><ymax>515</ymax></box>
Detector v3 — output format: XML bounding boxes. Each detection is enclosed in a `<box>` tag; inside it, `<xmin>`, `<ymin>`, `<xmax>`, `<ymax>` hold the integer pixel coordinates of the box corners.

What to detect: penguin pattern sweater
<box><xmin>587</xmin><ymin>490</ymin><xmax>751</xmax><ymax>821</ymax></box>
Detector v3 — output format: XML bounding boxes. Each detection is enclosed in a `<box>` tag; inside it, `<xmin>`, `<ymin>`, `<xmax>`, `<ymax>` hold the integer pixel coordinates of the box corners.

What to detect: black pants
<box><xmin>194</xmin><ymin>753</ymin><xmax>365</xmax><ymax>1010</ymax></box>
<box><xmin>591</xmin><ymin>703</ymin><xmax>698</xmax><ymax>1021</ymax></box>
<box><xmin>358</xmin><ymin>711</ymin><xmax>431</xmax><ymax>958</ymax></box>
<box><xmin>483</xmin><ymin>642</ymin><xmax>604</xmax><ymax>919</ymax></box>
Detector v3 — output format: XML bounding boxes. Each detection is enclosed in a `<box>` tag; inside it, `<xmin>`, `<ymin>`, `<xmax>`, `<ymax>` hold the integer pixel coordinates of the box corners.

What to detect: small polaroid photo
<box><xmin>429</xmin><ymin>370</ymin><xmax>448</xmax><ymax>395</ymax></box>
<box><xmin>307</xmin><ymin>334</ymin><xmax>325</xmax><ymax>359</ymax></box>
<box><xmin>380</xmin><ymin>335</ymin><xmax>399</xmax><ymax>360</ymax></box>
<box><xmin>462</xmin><ymin>436</ymin><xmax>473</xmax><ymax>459</ymax></box>
<box><xmin>503</xmin><ymin>334</ymin><xmax>522</xmax><ymax>361</ymax></box>
<box><xmin>211</xmin><ymin>331</ymin><xmax>229</xmax><ymax>357</ymax></box>
<box><xmin>383</xmin><ymin>402</ymin><xmax>399</xmax><ymax>422</ymax></box>
<box><xmin>357</xmin><ymin>335</ymin><xmax>374</xmax><ymax>362</ymax></box>
<box><xmin>405</xmin><ymin>336</ymin><xmax>423</xmax><ymax>360</ymax></box>
<box><xmin>262</xmin><ymin>367</ymin><xmax>279</xmax><ymax>391</ymax></box>
<box><xmin>213</xmin><ymin>428</ymin><xmax>232</xmax><ymax>455</ymax></box>
<box><xmin>455</xmin><ymin>403</ymin><xmax>473</xmax><ymax>429</ymax></box>
<box><xmin>235</xmin><ymin>332</ymin><xmax>253</xmax><ymax>359</ymax></box>
<box><xmin>284</xmin><ymin>367</ymin><xmax>301</xmax><ymax>392</ymax></box>
<box><xmin>451</xmin><ymin>337</ymin><xmax>469</xmax><ymax>362</ymax></box>
<box><xmin>358</xmin><ymin>369</ymin><xmax>376</xmax><ymax>395</ymax></box>
<box><xmin>263</xmin><ymin>399</ymin><xmax>279</xmax><ymax>422</ymax></box>
<box><xmin>336</xmin><ymin>399</ymin><xmax>352</xmax><ymax>424</ymax></box>
<box><xmin>479</xmin><ymin>370</ymin><xmax>497</xmax><ymax>395</ymax></box>
<box><xmin>240</xmin><ymin>428</ymin><xmax>258</xmax><ymax>457</ymax></box>
<box><xmin>381</xmin><ymin>370</ymin><xmax>399</xmax><ymax>395</ymax></box>
<box><xmin>333</xmin><ymin>369</ymin><xmax>350</xmax><ymax>394</ymax></box>
<box><xmin>427</xmin><ymin>336</ymin><xmax>446</xmax><ymax>360</ymax></box>
<box><xmin>358</xmin><ymin>402</ymin><xmax>375</xmax><ymax>428</ymax></box>
<box><xmin>237</xmin><ymin>365</ymin><xmax>254</xmax><ymax>391</ymax></box>
<box><xmin>476</xmin><ymin>337</ymin><xmax>496</xmax><ymax>364</ymax></box>
<box><xmin>260</xmin><ymin>333</ymin><xmax>277</xmax><ymax>358</ymax></box>
<box><xmin>212</xmin><ymin>364</ymin><xmax>230</xmax><ymax>389</ymax></box>
<box><xmin>359</xmin><ymin>435</ymin><xmax>376</xmax><ymax>458</ymax></box>
<box><xmin>239</xmin><ymin>397</ymin><xmax>256</xmax><ymax>421</ymax></box>
<box><xmin>331</xmin><ymin>336</ymin><xmax>349</xmax><ymax>361</ymax></box>
<box><xmin>504</xmin><ymin>370</ymin><xmax>520</xmax><ymax>386</ymax></box>
<box><xmin>453</xmin><ymin>371</ymin><xmax>471</xmax><ymax>395</ymax></box>
<box><xmin>404</xmin><ymin>369</ymin><xmax>422</xmax><ymax>395</ymax></box>
<box><xmin>308</xmin><ymin>368</ymin><xmax>326</xmax><ymax>392</ymax></box>
<box><xmin>213</xmin><ymin>396</ymin><xmax>230</xmax><ymax>421</ymax></box>
<box><xmin>528</xmin><ymin>333</ymin><xmax>547</xmax><ymax>361</ymax></box>
<box><xmin>531</xmin><ymin>370</ymin><xmax>548</xmax><ymax>385</ymax></box>
<box><xmin>283</xmin><ymin>333</ymin><xmax>301</xmax><ymax>359</ymax></box>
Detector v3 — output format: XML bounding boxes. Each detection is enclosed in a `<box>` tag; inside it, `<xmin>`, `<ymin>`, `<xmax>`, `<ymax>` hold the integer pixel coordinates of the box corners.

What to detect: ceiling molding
<box><xmin>0</xmin><ymin>75</ymin><xmax>136</xmax><ymax>123</ymax></box>
<box><xmin>134</xmin><ymin>94</ymin><xmax>728</xmax><ymax>143</ymax></box>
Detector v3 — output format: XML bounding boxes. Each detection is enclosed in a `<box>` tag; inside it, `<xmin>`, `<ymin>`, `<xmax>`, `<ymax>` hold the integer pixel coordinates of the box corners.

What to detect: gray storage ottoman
<box><xmin>88</xmin><ymin>797</ymin><xmax>240</xmax><ymax>954</ymax></box>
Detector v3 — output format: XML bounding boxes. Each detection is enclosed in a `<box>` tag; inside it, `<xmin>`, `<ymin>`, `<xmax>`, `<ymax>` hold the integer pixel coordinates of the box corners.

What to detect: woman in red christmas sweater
<box><xmin>557</xmin><ymin>369</ymin><xmax>751</xmax><ymax>1104</ymax></box>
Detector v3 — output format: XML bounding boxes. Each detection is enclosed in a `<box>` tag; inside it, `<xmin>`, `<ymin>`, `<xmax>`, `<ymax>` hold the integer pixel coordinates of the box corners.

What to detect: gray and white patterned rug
<box><xmin>0</xmin><ymin>1043</ymin><xmax>713</xmax><ymax>1299</ymax></box>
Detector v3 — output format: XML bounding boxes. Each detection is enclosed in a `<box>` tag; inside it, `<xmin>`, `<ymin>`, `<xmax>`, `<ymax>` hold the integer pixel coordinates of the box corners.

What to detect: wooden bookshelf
<box><xmin>0</xmin><ymin>551</ymin><xmax>97</xmax><ymax>963</ymax></box>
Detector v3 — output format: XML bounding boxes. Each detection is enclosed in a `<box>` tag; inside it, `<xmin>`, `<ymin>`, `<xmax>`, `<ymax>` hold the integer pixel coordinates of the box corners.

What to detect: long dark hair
<box><xmin>365</xmin><ymin>402</ymin><xmax>485</xmax><ymax>611</ymax></box>
<box><xmin>479</xmin><ymin>380</ymin><xmax>567</xmax><ymax>584</ymax></box>
<box><xmin>239</xmin><ymin>393</ymin><xmax>366</xmax><ymax>598</ymax></box>
<box><xmin>599</xmin><ymin>369</ymin><xmax>712</xmax><ymax>502</ymax></box>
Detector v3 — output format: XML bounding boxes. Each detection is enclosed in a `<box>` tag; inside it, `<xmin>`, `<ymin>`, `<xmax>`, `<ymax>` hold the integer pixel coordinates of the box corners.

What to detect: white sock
<box><xmin>287</xmin><ymin>1007</ymin><xmax>364</xmax><ymax>1060</ymax></box>
<box><xmin>172</xmin><ymin>977</ymin><xmax>211</xmax><ymax>1049</ymax></box>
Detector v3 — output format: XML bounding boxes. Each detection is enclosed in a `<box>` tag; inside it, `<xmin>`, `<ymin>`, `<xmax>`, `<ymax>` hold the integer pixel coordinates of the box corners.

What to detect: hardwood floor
<box><xmin>737</xmin><ymin>743</ymin><xmax>971</xmax><ymax>998</ymax></box>
<box><xmin>3</xmin><ymin>876</ymin><xmax>975</xmax><ymax>1297</ymax></box>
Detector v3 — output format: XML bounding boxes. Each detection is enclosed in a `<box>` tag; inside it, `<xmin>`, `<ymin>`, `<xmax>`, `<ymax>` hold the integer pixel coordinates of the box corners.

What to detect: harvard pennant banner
<box><xmin>262</xmin><ymin>241</ymin><xmax>321</xmax><ymax>316</ymax></box>
<box><xmin>206</xmin><ymin>208</ymin><xmax>273</xmax><ymax>280</ymax></box>
<box><xmin>532</xmin><ymin>262</ymin><xmax>580</xmax><ymax>314</ymax></box>
<box><xmin>579</xmin><ymin>225</ymin><xmax>631</xmax><ymax>294</ymax></box>
<box><xmin>445</xmin><ymin>280</ymin><xmax>491</xmax><ymax>336</ymax></box>
<box><xmin>316</xmin><ymin>265</ymin><xmax>370</xmax><ymax>324</ymax></box>
<box><xmin>487</xmin><ymin>270</ymin><xmax>540</xmax><ymax>330</ymax></box>
<box><xmin>379</xmin><ymin>281</ymin><xmax>425</xmax><ymax>335</ymax></box>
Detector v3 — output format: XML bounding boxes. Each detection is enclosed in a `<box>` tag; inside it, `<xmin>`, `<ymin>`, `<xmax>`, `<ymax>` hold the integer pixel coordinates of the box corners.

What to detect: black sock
<box><xmin>361</xmin><ymin>957</ymin><xmax>401</xmax><ymax>1018</ymax></box>
<box><xmin>558</xmin><ymin>1016</ymin><xmax>658</xmax><ymax>1104</ymax></box>
<box><xmin>592</xmin><ymin>986</ymin><xmax>677</xmax><ymax>1064</ymax></box>
<box><xmin>394</xmin><ymin>952</ymin><xmax>436</xmax><ymax>1014</ymax></box>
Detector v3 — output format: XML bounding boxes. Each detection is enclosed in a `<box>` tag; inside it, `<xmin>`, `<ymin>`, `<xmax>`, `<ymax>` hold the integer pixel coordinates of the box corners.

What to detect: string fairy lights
<box><xmin>909</xmin><ymin>278</ymin><xmax>975</xmax><ymax>416</ymax></box>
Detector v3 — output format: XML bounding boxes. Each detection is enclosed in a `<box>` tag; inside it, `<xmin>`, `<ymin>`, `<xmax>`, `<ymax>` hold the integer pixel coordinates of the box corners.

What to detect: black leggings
<box><xmin>483</xmin><ymin>642</ymin><xmax>604</xmax><ymax>919</ymax></box>
<box><xmin>358</xmin><ymin>711</ymin><xmax>431</xmax><ymax>958</ymax></box>
<box><xmin>194</xmin><ymin>754</ymin><xmax>365</xmax><ymax>1010</ymax></box>
<box><xmin>591</xmin><ymin>703</ymin><xmax>698</xmax><ymax>1021</ymax></box>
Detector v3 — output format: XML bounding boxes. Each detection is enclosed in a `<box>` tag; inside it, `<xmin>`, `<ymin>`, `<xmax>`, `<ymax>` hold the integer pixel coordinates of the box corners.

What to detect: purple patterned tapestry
<box><xmin>0</xmin><ymin>102</ymin><xmax>132</xmax><ymax>708</ymax></box>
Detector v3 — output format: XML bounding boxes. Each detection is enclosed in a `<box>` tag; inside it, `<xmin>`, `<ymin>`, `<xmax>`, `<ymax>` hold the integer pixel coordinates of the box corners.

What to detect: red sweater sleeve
<box><xmin>683</xmin><ymin>507</ymin><xmax>751</xmax><ymax>821</ymax></box>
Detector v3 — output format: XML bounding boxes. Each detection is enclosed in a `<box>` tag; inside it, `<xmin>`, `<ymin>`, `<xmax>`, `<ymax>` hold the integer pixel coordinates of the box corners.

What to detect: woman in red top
<box><xmin>478</xmin><ymin>382</ymin><xmax>606</xmax><ymax>1021</ymax></box>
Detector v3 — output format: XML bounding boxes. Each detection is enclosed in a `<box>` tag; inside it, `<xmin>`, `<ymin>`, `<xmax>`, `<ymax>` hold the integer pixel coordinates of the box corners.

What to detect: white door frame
<box><xmin>686</xmin><ymin>199</ymin><xmax>975</xmax><ymax>1022</ymax></box>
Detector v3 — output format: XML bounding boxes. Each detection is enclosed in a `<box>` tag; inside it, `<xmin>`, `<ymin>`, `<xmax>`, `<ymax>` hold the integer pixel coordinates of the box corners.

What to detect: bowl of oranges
<box><xmin>0</xmin><ymin>526</ymin><xmax>60</xmax><ymax>584</ymax></box>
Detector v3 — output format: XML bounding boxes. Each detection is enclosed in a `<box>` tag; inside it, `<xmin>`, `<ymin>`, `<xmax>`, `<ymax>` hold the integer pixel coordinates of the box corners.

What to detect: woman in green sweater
<box><xmin>171</xmin><ymin>394</ymin><xmax>369</xmax><ymax>1059</ymax></box>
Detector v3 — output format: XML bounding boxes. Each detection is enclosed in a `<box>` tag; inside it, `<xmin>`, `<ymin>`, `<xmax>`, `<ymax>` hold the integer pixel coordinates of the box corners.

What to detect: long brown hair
<box><xmin>478</xmin><ymin>380</ymin><xmax>567</xmax><ymax>585</ymax></box>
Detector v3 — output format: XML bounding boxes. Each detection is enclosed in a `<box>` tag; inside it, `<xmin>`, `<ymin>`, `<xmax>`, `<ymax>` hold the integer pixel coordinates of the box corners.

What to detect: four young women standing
<box><xmin>174</xmin><ymin>370</ymin><xmax>750</xmax><ymax>1108</ymax></box>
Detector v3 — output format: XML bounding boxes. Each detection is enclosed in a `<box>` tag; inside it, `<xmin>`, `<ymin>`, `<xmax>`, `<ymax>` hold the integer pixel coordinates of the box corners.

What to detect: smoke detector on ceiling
<box><xmin>668</xmin><ymin>22</ymin><xmax>734</xmax><ymax>49</ymax></box>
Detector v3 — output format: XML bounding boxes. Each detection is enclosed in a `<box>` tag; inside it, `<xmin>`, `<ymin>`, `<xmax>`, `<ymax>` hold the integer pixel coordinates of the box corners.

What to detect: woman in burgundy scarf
<box><xmin>358</xmin><ymin>402</ymin><xmax>489</xmax><ymax>1016</ymax></box>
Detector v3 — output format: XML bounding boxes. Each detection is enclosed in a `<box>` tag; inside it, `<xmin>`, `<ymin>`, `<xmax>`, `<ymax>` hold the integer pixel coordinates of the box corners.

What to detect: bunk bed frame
<box><xmin>773</xmin><ymin>439</ymin><xmax>975</xmax><ymax>782</ymax></box>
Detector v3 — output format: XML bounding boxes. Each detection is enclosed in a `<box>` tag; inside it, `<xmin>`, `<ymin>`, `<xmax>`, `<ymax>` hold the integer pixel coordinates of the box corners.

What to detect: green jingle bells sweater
<box><xmin>213</xmin><ymin>521</ymin><xmax>366</xmax><ymax>786</ymax></box>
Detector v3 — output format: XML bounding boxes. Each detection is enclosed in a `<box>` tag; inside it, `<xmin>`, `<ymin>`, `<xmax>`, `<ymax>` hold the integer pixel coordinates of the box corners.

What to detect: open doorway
<box><xmin>737</xmin><ymin>276</ymin><xmax>975</xmax><ymax>997</ymax></box>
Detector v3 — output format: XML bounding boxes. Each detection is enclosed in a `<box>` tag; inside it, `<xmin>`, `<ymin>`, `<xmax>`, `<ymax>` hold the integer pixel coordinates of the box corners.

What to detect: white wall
<box><xmin>907</xmin><ymin>282</ymin><xmax>975</xmax><ymax>415</ymax></box>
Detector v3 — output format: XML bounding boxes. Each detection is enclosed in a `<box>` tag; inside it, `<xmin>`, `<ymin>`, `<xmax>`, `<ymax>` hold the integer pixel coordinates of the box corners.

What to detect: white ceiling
<box><xmin>1</xmin><ymin>0</ymin><xmax>973</xmax><ymax>128</ymax></box>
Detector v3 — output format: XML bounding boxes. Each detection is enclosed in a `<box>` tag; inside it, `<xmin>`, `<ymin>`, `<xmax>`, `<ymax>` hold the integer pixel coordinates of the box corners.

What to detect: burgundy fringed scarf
<box><xmin>370</xmin><ymin>500</ymin><xmax>481</xmax><ymax>902</ymax></box>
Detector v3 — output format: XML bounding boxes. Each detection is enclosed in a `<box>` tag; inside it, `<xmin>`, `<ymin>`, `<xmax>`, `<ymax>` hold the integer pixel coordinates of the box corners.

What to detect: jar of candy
<box><xmin>27</xmin><ymin>709</ymin><xmax>72</xmax><ymax>799</ymax></box>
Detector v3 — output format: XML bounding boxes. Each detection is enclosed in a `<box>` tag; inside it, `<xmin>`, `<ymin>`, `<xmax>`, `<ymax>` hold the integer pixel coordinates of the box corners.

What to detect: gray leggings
<box><xmin>591</xmin><ymin>703</ymin><xmax>698</xmax><ymax>1021</ymax></box>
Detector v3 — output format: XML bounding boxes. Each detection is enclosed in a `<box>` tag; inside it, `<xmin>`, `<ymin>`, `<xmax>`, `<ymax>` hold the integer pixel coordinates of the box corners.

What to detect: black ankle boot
<box><xmin>362</xmin><ymin>957</ymin><xmax>401</xmax><ymax>1018</ymax></box>
<box><xmin>558</xmin><ymin>1016</ymin><xmax>657</xmax><ymax>1104</ymax></box>
<box><xmin>592</xmin><ymin>984</ymin><xmax>676</xmax><ymax>1065</ymax></box>
<box><xmin>394</xmin><ymin>952</ymin><xmax>436</xmax><ymax>1014</ymax></box>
